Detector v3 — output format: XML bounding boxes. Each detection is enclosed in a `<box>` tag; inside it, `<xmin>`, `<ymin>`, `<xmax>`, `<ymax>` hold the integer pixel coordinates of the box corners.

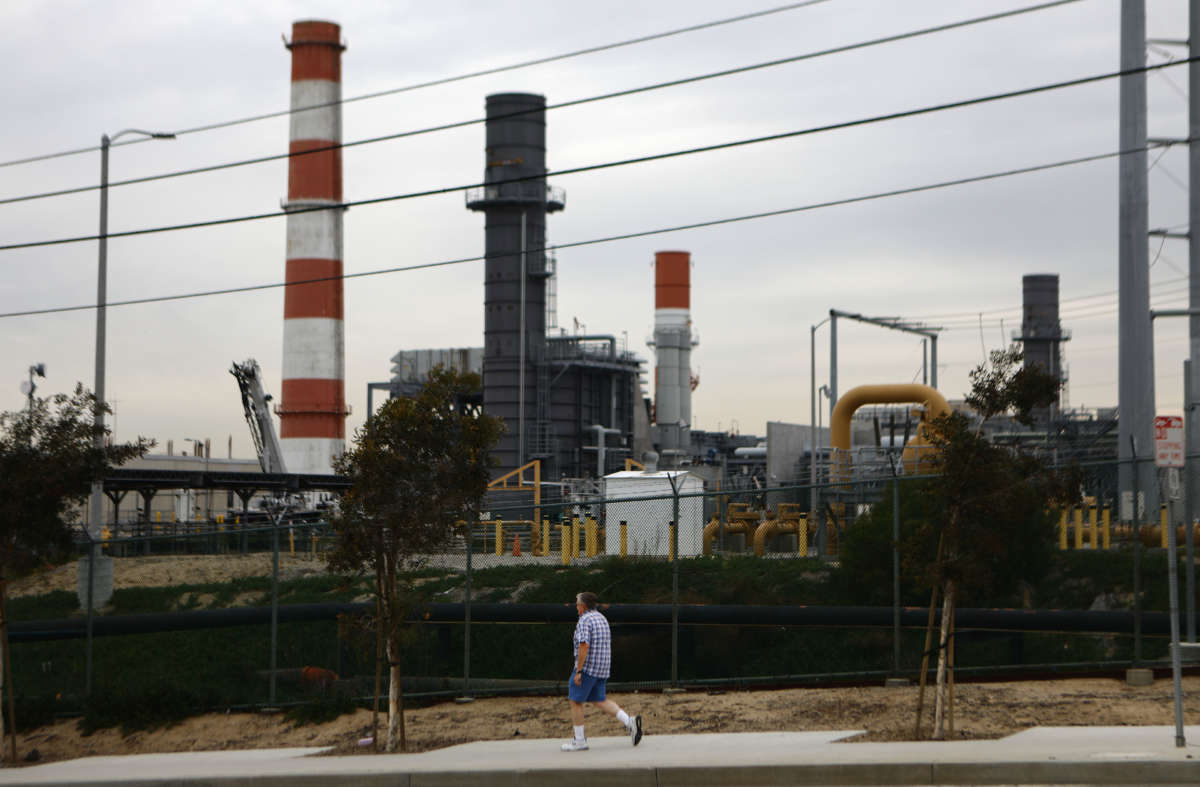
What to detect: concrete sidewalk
<box><xmin>5</xmin><ymin>726</ymin><xmax>1200</xmax><ymax>785</ymax></box>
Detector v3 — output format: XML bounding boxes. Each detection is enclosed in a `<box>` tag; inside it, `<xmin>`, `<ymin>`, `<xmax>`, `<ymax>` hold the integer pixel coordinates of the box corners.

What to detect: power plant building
<box><xmin>388</xmin><ymin>92</ymin><xmax>645</xmax><ymax>480</ymax></box>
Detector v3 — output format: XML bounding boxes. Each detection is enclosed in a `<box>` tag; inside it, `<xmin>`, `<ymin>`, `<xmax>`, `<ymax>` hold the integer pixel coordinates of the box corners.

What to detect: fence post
<box><xmin>1131</xmin><ymin>440</ymin><xmax>1143</xmax><ymax>666</ymax></box>
<box><xmin>464</xmin><ymin>518</ymin><xmax>472</xmax><ymax>697</ymax></box>
<box><xmin>892</xmin><ymin>474</ymin><xmax>901</xmax><ymax>676</ymax></box>
<box><xmin>669</xmin><ymin>474</ymin><xmax>680</xmax><ymax>688</ymax></box>
<box><xmin>84</xmin><ymin>535</ymin><xmax>95</xmax><ymax>697</ymax></box>
<box><xmin>269</xmin><ymin>508</ymin><xmax>280</xmax><ymax>704</ymax></box>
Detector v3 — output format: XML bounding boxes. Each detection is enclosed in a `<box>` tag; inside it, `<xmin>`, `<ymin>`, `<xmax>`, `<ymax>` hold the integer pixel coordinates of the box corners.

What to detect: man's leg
<box><xmin>593</xmin><ymin>699</ymin><xmax>643</xmax><ymax>745</ymax></box>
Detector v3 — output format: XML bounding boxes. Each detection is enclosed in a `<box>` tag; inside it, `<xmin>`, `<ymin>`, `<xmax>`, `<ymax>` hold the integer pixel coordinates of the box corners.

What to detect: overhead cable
<box><xmin>0</xmin><ymin>57</ymin><xmax>1183</xmax><ymax>254</ymax></box>
<box><xmin>0</xmin><ymin>143</ymin><xmax>1156</xmax><ymax>319</ymax></box>
<box><xmin>0</xmin><ymin>0</ymin><xmax>1085</xmax><ymax>206</ymax></box>
<box><xmin>0</xmin><ymin>0</ymin><xmax>836</xmax><ymax>170</ymax></box>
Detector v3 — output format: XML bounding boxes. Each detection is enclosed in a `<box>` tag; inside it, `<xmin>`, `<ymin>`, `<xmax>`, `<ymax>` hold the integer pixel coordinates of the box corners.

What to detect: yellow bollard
<box><xmin>156</xmin><ymin>511</ymin><xmax>161</xmax><ymax>523</ymax></box>
<box><xmin>798</xmin><ymin>517</ymin><xmax>809</xmax><ymax>555</ymax></box>
<box><xmin>620</xmin><ymin>521</ymin><xmax>628</xmax><ymax>558</ymax></box>
<box><xmin>1088</xmin><ymin>506</ymin><xmax>1098</xmax><ymax>549</ymax></box>
<box><xmin>1102</xmin><ymin>507</ymin><xmax>1111</xmax><ymax>550</ymax></box>
<box><xmin>495</xmin><ymin>519</ymin><xmax>504</xmax><ymax>557</ymax></box>
<box><xmin>1161</xmin><ymin>505</ymin><xmax>1169</xmax><ymax>549</ymax></box>
<box><xmin>542</xmin><ymin>520</ymin><xmax>551</xmax><ymax>556</ymax></box>
<box><xmin>560</xmin><ymin>524</ymin><xmax>570</xmax><ymax>565</ymax></box>
<box><xmin>1058</xmin><ymin>510</ymin><xmax>1068</xmax><ymax>550</ymax></box>
<box><xmin>585</xmin><ymin>517</ymin><xmax>597</xmax><ymax>557</ymax></box>
<box><xmin>1074</xmin><ymin>508</ymin><xmax>1084</xmax><ymax>550</ymax></box>
<box><xmin>572</xmin><ymin>517</ymin><xmax>580</xmax><ymax>559</ymax></box>
<box><xmin>235</xmin><ymin>515</ymin><xmax>241</xmax><ymax>525</ymax></box>
<box><xmin>669</xmin><ymin>524</ymin><xmax>676</xmax><ymax>560</ymax></box>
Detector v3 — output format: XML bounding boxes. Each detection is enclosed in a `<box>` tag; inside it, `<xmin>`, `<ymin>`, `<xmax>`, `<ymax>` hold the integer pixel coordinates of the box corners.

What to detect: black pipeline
<box><xmin>9</xmin><ymin>603</ymin><xmax>1195</xmax><ymax>643</ymax></box>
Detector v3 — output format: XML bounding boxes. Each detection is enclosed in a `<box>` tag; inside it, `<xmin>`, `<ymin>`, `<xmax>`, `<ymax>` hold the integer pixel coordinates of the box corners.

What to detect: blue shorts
<box><xmin>567</xmin><ymin>670</ymin><xmax>607</xmax><ymax>703</ymax></box>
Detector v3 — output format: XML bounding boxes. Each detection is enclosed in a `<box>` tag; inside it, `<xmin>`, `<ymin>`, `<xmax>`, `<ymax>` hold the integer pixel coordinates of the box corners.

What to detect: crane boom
<box><xmin>230</xmin><ymin>359</ymin><xmax>287</xmax><ymax>474</ymax></box>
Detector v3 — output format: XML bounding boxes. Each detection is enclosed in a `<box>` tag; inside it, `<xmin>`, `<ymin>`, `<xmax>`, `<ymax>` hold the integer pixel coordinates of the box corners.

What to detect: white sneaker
<box><xmin>561</xmin><ymin>738</ymin><xmax>589</xmax><ymax>752</ymax></box>
<box><xmin>630</xmin><ymin>715</ymin><xmax>643</xmax><ymax>746</ymax></box>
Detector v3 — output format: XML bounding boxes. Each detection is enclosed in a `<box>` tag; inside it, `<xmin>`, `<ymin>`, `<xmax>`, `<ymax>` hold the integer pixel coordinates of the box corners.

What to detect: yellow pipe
<box><xmin>560</xmin><ymin>524</ymin><xmax>570</xmax><ymax>565</ymax></box>
<box><xmin>1074</xmin><ymin>508</ymin><xmax>1084</xmax><ymax>550</ymax></box>
<box><xmin>798</xmin><ymin>518</ymin><xmax>808</xmax><ymax>555</ymax></box>
<box><xmin>620</xmin><ymin>521</ymin><xmax>628</xmax><ymax>557</ymax></box>
<box><xmin>1089</xmin><ymin>506</ymin><xmax>1098</xmax><ymax>549</ymax></box>
<box><xmin>1058</xmin><ymin>510</ymin><xmax>1068</xmax><ymax>551</ymax></box>
<box><xmin>702</xmin><ymin>517</ymin><xmax>752</xmax><ymax>555</ymax></box>
<box><xmin>1102</xmin><ymin>507</ymin><xmax>1111</xmax><ymax>550</ymax></box>
<box><xmin>542</xmin><ymin>520</ymin><xmax>551</xmax><ymax>556</ymax></box>
<box><xmin>830</xmin><ymin>384</ymin><xmax>952</xmax><ymax>479</ymax></box>
<box><xmin>495</xmin><ymin>519</ymin><xmax>504</xmax><ymax>556</ymax></box>
<box><xmin>572</xmin><ymin>517</ymin><xmax>581</xmax><ymax>559</ymax></box>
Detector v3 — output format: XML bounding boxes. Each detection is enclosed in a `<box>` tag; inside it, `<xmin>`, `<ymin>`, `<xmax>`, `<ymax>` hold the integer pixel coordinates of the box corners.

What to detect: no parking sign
<box><xmin>1154</xmin><ymin>415</ymin><xmax>1184</xmax><ymax>468</ymax></box>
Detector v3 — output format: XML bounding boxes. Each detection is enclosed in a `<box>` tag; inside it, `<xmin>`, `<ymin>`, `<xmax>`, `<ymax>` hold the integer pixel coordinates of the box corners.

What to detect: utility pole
<box><xmin>1188</xmin><ymin>0</ymin><xmax>1200</xmax><ymax>644</ymax></box>
<box><xmin>1118</xmin><ymin>0</ymin><xmax>1158</xmax><ymax>518</ymax></box>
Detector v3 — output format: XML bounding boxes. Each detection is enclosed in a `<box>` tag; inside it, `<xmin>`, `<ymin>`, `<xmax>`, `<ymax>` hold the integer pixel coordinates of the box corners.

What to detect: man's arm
<box><xmin>574</xmin><ymin>641</ymin><xmax>589</xmax><ymax>685</ymax></box>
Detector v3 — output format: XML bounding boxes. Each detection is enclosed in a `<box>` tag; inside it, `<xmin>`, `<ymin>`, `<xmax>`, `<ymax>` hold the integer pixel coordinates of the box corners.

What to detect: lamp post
<box><xmin>89</xmin><ymin>129</ymin><xmax>174</xmax><ymax>538</ymax></box>
<box><xmin>810</xmin><ymin>318</ymin><xmax>830</xmax><ymax>522</ymax></box>
<box><xmin>21</xmin><ymin>363</ymin><xmax>44</xmax><ymax>412</ymax></box>
<box><xmin>85</xmin><ymin>129</ymin><xmax>173</xmax><ymax>698</ymax></box>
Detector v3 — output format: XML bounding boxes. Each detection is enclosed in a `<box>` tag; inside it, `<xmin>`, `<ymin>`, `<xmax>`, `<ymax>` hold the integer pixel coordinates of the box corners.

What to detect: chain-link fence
<box><xmin>8</xmin><ymin>456</ymin><xmax>1200</xmax><ymax>726</ymax></box>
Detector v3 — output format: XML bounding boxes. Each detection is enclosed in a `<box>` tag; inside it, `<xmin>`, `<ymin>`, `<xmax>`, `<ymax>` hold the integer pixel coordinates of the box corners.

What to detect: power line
<box><xmin>0</xmin><ymin>0</ymin><xmax>1085</xmax><ymax>207</ymax></box>
<box><xmin>0</xmin><ymin>55</ymin><xmax>1182</xmax><ymax>253</ymax></box>
<box><xmin>0</xmin><ymin>0</ymin><xmax>836</xmax><ymax>170</ymax></box>
<box><xmin>0</xmin><ymin>143</ymin><xmax>1152</xmax><ymax>320</ymax></box>
<box><xmin>907</xmin><ymin>272</ymin><xmax>1191</xmax><ymax>322</ymax></box>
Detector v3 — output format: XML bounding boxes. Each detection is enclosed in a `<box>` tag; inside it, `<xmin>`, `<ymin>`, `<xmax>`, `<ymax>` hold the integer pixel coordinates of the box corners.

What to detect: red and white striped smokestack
<box><xmin>279</xmin><ymin>20</ymin><xmax>347</xmax><ymax>475</ymax></box>
<box><xmin>652</xmin><ymin>251</ymin><xmax>696</xmax><ymax>462</ymax></box>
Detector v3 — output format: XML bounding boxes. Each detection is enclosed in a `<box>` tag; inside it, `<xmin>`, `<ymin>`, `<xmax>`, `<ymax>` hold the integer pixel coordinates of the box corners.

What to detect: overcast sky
<box><xmin>1</xmin><ymin>0</ymin><xmax>1192</xmax><ymax>459</ymax></box>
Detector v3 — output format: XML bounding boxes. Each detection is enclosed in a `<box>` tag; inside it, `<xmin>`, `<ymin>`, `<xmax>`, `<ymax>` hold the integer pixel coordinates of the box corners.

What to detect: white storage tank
<box><xmin>602</xmin><ymin>470</ymin><xmax>704</xmax><ymax>557</ymax></box>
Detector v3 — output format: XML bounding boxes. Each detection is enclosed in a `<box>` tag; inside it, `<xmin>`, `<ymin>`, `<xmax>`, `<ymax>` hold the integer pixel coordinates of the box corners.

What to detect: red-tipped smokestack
<box><xmin>652</xmin><ymin>251</ymin><xmax>695</xmax><ymax>463</ymax></box>
<box><xmin>279</xmin><ymin>20</ymin><xmax>347</xmax><ymax>475</ymax></box>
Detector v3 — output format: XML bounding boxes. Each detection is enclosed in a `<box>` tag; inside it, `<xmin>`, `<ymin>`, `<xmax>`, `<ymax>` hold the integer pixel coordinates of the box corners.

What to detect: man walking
<box><xmin>562</xmin><ymin>591</ymin><xmax>643</xmax><ymax>751</ymax></box>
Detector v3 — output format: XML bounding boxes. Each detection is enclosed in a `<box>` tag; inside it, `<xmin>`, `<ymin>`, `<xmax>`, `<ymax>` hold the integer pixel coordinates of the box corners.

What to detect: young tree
<box><xmin>915</xmin><ymin>347</ymin><xmax>1077</xmax><ymax>739</ymax></box>
<box><xmin>0</xmin><ymin>385</ymin><xmax>151</xmax><ymax>758</ymax></box>
<box><xmin>325</xmin><ymin>367</ymin><xmax>503</xmax><ymax>752</ymax></box>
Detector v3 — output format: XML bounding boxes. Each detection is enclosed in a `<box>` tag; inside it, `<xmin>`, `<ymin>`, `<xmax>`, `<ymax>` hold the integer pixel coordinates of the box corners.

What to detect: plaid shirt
<box><xmin>573</xmin><ymin>609</ymin><xmax>612</xmax><ymax>679</ymax></box>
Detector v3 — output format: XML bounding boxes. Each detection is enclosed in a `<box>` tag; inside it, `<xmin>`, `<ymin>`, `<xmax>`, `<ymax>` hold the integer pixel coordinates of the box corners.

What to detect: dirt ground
<box><xmin>8</xmin><ymin>555</ymin><xmax>1200</xmax><ymax>765</ymax></box>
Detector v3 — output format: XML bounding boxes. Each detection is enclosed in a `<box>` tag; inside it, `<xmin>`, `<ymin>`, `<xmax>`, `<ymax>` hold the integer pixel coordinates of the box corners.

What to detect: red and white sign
<box><xmin>1155</xmin><ymin>415</ymin><xmax>1185</xmax><ymax>468</ymax></box>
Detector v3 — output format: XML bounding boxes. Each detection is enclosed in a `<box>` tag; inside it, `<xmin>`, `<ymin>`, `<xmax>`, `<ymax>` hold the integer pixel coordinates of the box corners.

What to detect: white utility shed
<box><xmin>601</xmin><ymin>470</ymin><xmax>704</xmax><ymax>557</ymax></box>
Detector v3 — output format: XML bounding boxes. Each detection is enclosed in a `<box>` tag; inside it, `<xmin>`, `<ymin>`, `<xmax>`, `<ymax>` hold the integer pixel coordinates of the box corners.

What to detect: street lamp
<box><xmin>90</xmin><ymin>129</ymin><xmax>174</xmax><ymax>539</ymax></box>
<box><xmin>20</xmin><ymin>363</ymin><xmax>45</xmax><ymax>411</ymax></box>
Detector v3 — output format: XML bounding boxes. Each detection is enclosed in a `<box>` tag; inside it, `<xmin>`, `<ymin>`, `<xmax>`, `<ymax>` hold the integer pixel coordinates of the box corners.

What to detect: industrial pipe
<box><xmin>14</xmin><ymin>602</ymin><xmax>1199</xmax><ymax>643</ymax></box>
<box><xmin>830</xmin><ymin>384</ymin><xmax>951</xmax><ymax>478</ymax></box>
<box><xmin>754</xmin><ymin>516</ymin><xmax>808</xmax><ymax>557</ymax></box>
